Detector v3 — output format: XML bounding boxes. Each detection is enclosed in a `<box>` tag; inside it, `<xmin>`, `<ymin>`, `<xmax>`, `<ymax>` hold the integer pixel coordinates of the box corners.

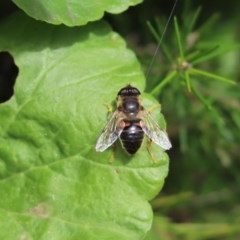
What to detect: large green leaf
<box><xmin>0</xmin><ymin>12</ymin><xmax>169</xmax><ymax>239</ymax></box>
<box><xmin>12</xmin><ymin>0</ymin><xmax>143</xmax><ymax>26</ymax></box>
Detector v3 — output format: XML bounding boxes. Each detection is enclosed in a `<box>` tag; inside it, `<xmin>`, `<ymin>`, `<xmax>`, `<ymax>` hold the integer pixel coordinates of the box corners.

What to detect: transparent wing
<box><xmin>95</xmin><ymin>110</ymin><xmax>123</xmax><ymax>152</ymax></box>
<box><xmin>141</xmin><ymin>110</ymin><xmax>172</xmax><ymax>150</ymax></box>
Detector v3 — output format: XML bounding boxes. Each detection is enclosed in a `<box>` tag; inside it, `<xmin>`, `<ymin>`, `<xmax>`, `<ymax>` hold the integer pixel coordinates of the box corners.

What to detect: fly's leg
<box><xmin>148</xmin><ymin>104</ymin><xmax>161</xmax><ymax>113</ymax></box>
<box><xmin>103</xmin><ymin>103</ymin><xmax>113</xmax><ymax>114</ymax></box>
<box><xmin>109</xmin><ymin>142</ymin><xmax>117</xmax><ymax>163</ymax></box>
<box><xmin>147</xmin><ymin>139</ymin><xmax>157</xmax><ymax>164</ymax></box>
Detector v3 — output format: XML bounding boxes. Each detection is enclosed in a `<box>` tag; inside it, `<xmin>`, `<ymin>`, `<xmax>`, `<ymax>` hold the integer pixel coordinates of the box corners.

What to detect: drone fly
<box><xmin>95</xmin><ymin>85</ymin><xmax>172</xmax><ymax>155</ymax></box>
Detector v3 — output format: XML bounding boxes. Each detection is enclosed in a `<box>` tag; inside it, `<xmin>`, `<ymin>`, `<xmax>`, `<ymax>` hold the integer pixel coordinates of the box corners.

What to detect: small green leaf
<box><xmin>0</xmin><ymin>12</ymin><xmax>169</xmax><ymax>239</ymax></box>
<box><xmin>12</xmin><ymin>0</ymin><xmax>143</xmax><ymax>26</ymax></box>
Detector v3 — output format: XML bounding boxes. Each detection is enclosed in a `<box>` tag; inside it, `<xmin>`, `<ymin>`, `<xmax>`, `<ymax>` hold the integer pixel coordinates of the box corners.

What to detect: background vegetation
<box><xmin>107</xmin><ymin>0</ymin><xmax>240</xmax><ymax>238</ymax></box>
<box><xmin>0</xmin><ymin>0</ymin><xmax>240</xmax><ymax>239</ymax></box>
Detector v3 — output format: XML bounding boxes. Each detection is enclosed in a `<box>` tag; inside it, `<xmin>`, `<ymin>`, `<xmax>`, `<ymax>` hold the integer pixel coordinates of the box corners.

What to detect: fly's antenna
<box><xmin>145</xmin><ymin>0</ymin><xmax>178</xmax><ymax>80</ymax></box>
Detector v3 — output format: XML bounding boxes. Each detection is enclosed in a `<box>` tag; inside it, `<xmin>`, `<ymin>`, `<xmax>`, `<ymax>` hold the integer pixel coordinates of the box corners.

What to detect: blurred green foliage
<box><xmin>1</xmin><ymin>0</ymin><xmax>239</xmax><ymax>238</ymax></box>
<box><xmin>108</xmin><ymin>0</ymin><xmax>240</xmax><ymax>239</ymax></box>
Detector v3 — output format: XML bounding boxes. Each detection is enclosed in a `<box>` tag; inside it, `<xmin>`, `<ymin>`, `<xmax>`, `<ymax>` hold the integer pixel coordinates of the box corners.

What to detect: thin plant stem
<box><xmin>185</xmin><ymin>70</ymin><xmax>191</xmax><ymax>92</ymax></box>
<box><xmin>174</xmin><ymin>16</ymin><xmax>184</xmax><ymax>59</ymax></box>
<box><xmin>150</xmin><ymin>70</ymin><xmax>177</xmax><ymax>96</ymax></box>
<box><xmin>189</xmin><ymin>68</ymin><xmax>236</xmax><ymax>85</ymax></box>
<box><xmin>191</xmin><ymin>84</ymin><xmax>212</xmax><ymax>110</ymax></box>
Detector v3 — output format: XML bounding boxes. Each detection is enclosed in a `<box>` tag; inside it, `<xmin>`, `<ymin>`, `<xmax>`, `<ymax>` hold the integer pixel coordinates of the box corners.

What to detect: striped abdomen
<box><xmin>120</xmin><ymin>119</ymin><xmax>144</xmax><ymax>154</ymax></box>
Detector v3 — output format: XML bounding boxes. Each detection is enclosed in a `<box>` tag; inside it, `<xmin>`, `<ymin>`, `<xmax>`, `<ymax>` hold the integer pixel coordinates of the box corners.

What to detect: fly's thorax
<box><xmin>117</xmin><ymin>95</ymin><xmax>143</xmax><ymax>117</ymax></box>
